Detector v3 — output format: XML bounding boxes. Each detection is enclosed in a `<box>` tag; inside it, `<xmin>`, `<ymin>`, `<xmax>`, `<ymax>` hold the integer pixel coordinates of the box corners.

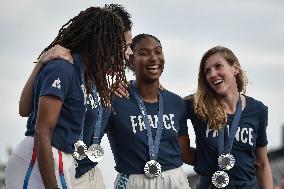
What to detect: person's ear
<box><xmin>233</xmin><ymin>62</ymin><xmax>240</xmax><ymax>75</ymax></box>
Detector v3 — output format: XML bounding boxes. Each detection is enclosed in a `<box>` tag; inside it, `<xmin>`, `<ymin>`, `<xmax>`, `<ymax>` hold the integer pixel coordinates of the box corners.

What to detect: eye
<box><xmin>138</xmin><ymin>50</ymin><xmax>148</xmax><ymax>56</ymax></box>
<box><xmin>155</xmin><ymin>50</ymin><xmax>162</xmax><ymax>55</ymax></box>
<box><xmin>205</xmin><ymin>68</ymin><xmax>210</xmax><ymax>75</ymax></box>
<box><xmin>215</xmin><ymin>63</ymin><xmax>222</xmax><ymax>69</ymax></box>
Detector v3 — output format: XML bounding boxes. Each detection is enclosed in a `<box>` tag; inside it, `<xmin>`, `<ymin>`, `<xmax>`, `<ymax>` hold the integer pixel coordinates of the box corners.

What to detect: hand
<box><xmin>37</xmin><ymin>45</ymin><xmax>73</xmax><ymax>64</ymax></box>
<box><xmin>114</xmin><ymin>82</ymin><xmax>129</xmax><ymax>98</ymax></box>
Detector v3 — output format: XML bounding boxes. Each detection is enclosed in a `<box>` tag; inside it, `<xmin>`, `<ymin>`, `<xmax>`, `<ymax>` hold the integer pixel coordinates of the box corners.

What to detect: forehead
<box><xmin>134</xmin><ymin>37</ymin><xmax>160</xmax><ymax>50</ymax></box>
<box><xmin>205</xmin><ymin>53</ymin><xmax>226</xmax><ymax>67</ymax></box>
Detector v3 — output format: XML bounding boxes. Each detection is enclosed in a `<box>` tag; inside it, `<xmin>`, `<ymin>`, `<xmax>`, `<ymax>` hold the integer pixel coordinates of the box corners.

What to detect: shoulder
<box><xmin>245</xmin><ymin>95</ymin><xmax>268</xmax><ymax>115</ymax></box>
<box><xmin>112</xmin><ymin>94</ymin><xmax>135</xmax><ymax>108</ymax></box>
<box><xmin>161</xmin><ymin>89</ymin><xmax>184</xmax><ymax>104</ymax></box>
<box><xmin>183</xmin><ymin>94</ymin><xmax>195</xmax><ymax>109</ymax></box>
<box><xmin>43</xmin><ymin>58</ymin><xmax>75</xmax><ymax>74</ymax></box>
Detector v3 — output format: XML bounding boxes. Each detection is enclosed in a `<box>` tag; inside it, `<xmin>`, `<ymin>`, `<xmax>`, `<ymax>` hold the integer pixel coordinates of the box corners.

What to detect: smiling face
<box><xmin>130</xmin><ymin>36</ymin><xmax>164</xmax><ymax>83</ymax></box>
<box><xmin>204</xmin><ymin>52</ymin><xmax>240</xmax><ymax>97</ymax></box>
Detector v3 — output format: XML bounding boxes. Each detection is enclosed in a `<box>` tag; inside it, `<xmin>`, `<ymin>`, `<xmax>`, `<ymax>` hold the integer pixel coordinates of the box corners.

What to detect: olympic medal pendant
<box><xmin>73</xmin><ymin>140</ymin><xmax>87</xmax><ymax>160</ymax></box>
<box><xmin>86</xmin><ymin>144</ymin><xmax>104</xmax><ymax>162</ymax></box>
<box><xmin>212</xmin><ymin>171</ymin><xmax>229</xmax><ymax>188</ymax></box>
<box><xmin>218</xmin><ymin>153</ymin><xmax>235</xmax><ymax>170</ymax></box>
<box><xmin>144</xmin><ymin>160</ymin><xmax>162</xmax><ymax>179</ymax></box>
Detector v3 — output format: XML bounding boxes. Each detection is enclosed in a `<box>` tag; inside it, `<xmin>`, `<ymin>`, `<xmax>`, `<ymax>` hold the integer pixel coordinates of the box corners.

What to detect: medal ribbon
<box><xmin>91</xmin><ymin>87</ymin><xmax>104</xmax><ymax>144</ymax></box>
<box><xmin>73</xmin><ymin>54</ymin><xmax>105</xmax><ymax>144</ymax></box>
<box><xmin>132</xmin><ymin>82</ymin><xmax>164</xmax><ymax>160</ymax></box>
<box><xmin>218</xmin><ymin>95</ymin><xmax>243</xmax><ymax>156</ymax></box>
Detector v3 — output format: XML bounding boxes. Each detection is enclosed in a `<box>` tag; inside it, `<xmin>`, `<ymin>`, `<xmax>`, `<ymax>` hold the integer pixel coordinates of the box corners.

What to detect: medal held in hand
<box><xmin>73</xmin><ymin>140</ymin><xmax>87</xmax><ymax>160</ymax></box>
<box><xmin>218</xmin><ymin>153</ymin><xmax>235</xmax><ymax>170</ymax></box>
<box><xmin>86</xmin><ymin>144</ymin><xmax>104</xmax><ymax>162</ymax></box>
<box><xmin>212</xmin><ymin>171</ymin><xmax>230</xmax><ymax>188</ymax></box>
<box><xmin>144</xmin><ymin>160</ymin><xmax>162</xmax><ymax>178</ymax></box>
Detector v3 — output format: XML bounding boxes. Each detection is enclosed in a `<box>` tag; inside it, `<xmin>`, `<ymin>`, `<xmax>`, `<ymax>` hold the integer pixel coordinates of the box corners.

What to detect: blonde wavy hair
<box><xmin>194</xmin><ymin>46</ymin><xmax>248</xmax><ymax>130</ymax></box>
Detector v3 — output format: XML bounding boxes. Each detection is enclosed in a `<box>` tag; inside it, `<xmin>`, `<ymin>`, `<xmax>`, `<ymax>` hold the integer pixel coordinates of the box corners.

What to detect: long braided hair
<box><xmin>194</xmin><ymin>46</ymin><xmax>247</xmax><ymax>130</ymax></box>
<box><xmin>39</xmin><ymin>7</ymin><xmax>127</xmax><ymax>107</ymax></box>
<box><xmin>104</xmin><ymin>4</ymin><xmax>133</xmax><ymax>32</ymax></box>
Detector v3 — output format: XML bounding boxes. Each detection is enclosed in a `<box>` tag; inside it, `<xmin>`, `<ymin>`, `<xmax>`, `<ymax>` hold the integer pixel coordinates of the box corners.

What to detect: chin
<box><xmin>212</xmin><ymin>88</ymin><xmax>226</xmax><ymax>96</ymax></box>
<box><xmin>144</xmin><ymin>77</ymin><xmax>160</xmax><ymax>84</ymax></box>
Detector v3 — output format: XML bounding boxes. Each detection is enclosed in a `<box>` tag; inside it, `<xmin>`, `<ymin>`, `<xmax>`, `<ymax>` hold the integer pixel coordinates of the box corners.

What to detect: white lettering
<box><xmin>241</xmin><ymin>128</ymin><xmax>248</xmax><ymax>143</ymax></box>
<box><xmin>130</xmin><ymin>116</ymin><xmax>138</xmax><ymax>134</ymax></box>
<box><xmin>169</xmin><ymin>114</ymin><xmax>177</xmax><ymax>132</ymax></box>
<box><xmin>163</xmin><ymin>114</ymin><xmax>171</xmax><ymax>129</ymax></box>
<box><xmin>129</xmin><ymin>114</ymin><xmax>177</xmax><ymax>134</ymax></box>
<box><xmin>249</xmin><ymin>128</ymin><xmax>253</xmax><ymax>146</ymax></box>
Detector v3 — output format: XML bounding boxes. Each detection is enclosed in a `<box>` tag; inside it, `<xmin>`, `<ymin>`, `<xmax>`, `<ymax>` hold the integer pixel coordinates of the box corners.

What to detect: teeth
<box><xmin>214</xmin><ymin>79</ymin><xmax>223</xmax><ymax>85</ymax></box>
<box><xmin>147</xmin><ymin>65</ymin><xmax>159</xmax><ymax>69</ymax></box>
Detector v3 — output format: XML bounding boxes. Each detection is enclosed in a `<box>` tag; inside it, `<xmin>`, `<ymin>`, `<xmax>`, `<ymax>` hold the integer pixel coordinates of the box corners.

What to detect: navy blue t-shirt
<box><xmin>185</xmin><ymin>95</ymin><xmax>268</xmax><ymax>187</ymax></box>
<box><xmin>106</xmin><ymin>88</ymin><xmax>188</xmax><ymax>174</ymax></box>
<box><xmin>25</xmin><ymin>55</ymin><xmax>87</xmax><ymax>154</ymax></box>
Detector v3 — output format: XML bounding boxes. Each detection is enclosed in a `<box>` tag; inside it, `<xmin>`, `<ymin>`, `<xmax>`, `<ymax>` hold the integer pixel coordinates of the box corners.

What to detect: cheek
<box><xmin>205</xmin><ymin>74</ymin><xmax>211</xmax><ymax>84</ymax></box>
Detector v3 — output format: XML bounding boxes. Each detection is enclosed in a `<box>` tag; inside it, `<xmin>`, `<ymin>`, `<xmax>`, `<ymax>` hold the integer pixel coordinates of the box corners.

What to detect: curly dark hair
<box><xmin>39</xmin><ymin>6</ymin><xmax>128</xmax><ymax>107</ymax></box>
<box><xmin>105</xmin><ymin>4</ymin><xmax>133</xmax><ymax>31</ymax></box>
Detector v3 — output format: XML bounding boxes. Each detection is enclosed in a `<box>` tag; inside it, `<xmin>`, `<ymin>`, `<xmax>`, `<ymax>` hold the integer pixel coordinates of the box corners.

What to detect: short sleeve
<box><xmin>256</xmin><ymin>105</ymin><xmax>268</xmax><ymax>147</ymax></box>
<box><xmin>39</xmin><ymin>59</ymin><xmax>74</xmax><ymax>101</ymax></box>
<box><xmin>178</xmin><ymin>100</ymin><xmax>189</xmax><ymax>136</ymax></box>
<box><xmin>184</xmin><ymin>94</ymin><xmax>196</xmax><ymax>122</ymax></box>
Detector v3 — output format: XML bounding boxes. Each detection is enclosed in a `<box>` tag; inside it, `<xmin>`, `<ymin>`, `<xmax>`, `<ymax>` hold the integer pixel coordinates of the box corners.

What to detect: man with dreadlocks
<box><xmin>5</xmin><ymin>6</ymin><xmax>127</xmax><ymax>189</ymax></box>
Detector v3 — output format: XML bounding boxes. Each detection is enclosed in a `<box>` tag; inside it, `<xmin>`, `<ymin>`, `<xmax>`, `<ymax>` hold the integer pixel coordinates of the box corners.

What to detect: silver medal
<box><xmin>212</xmin><ymin>170</ymin><xmax>229</xmax><ymax>188</ymax></box>
<box><xmin>218</xmin><ymin>153</ymin><xmax>235</xmax><ymax>170</ymax></box>
<box><xmin>86</xmin><ymin>144</ymin><xmax>104</xmax><ymax>162</ymax></box>
<box><xmin>144</xmin><ymin>160</ymin><xmax>162</xmax><ymax>178</ymax></box>
<box><xmin>73</xmin><ymin>140</ymin><xmax>87</xmax><ymax>160</ymax></box>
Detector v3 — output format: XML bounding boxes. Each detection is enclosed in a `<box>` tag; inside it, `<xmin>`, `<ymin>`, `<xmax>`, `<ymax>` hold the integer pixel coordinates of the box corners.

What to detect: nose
<box><xmin>149</xmin><ymin>52</ymin><xmax>158</xmax><ymax>62</ymax></box>
<box><xmin>209</xmin><ymin>68</ymin><xmax>217</xmax><ymax>78</ymax></box>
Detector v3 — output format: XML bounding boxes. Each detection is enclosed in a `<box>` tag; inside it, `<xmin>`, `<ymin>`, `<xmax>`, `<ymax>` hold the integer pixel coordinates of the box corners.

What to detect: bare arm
<box><xmin>19</xmin><ymin>45</ymin><xmax>73</xmax><ymax>117</ymax></box>
<box><xmin>255</xmin><ymin>146</ymin><xmax>273</xmax><ymax>189</ymax></box>
<box><xmin>178</xmin><ymin>135</ymin><xmax>196</xmax><ymax>165</ymax></box>
<box><xmin>34</xmin><ymin>95</ymin><xmax>62</xmax><ymax>189</ymax></box>
<box><xmin>19</xmin><ymin>61</ymin><xmax>44</xmax><ymax>116</ymax></box>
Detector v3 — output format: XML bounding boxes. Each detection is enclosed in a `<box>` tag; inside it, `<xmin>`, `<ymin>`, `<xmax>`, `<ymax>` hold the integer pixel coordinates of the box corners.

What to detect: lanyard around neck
<box><xmin>218</xmin><ymin>96</ymin><xmax>243</xmax><ymax>156</ymax></box>
<box><xmin>132</xmin><ymin>82</ymin><xmax>164</xmax><ymax>160</ymax></box>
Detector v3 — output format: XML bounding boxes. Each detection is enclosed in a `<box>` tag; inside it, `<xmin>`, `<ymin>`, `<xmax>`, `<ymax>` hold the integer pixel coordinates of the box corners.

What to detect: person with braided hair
<box><xmin>5</xmin><ymin>6</ymin><xmax>127</xmax><ymax>189</ymax></box>
<box><xmin>18</xmin><ymin>3</ymin><xmax>133</xmax><ymax>117</ymax></box>
<box><xmin>15</xmin><ymin>4</ymin><xmax>133</xmax><ymax>189</ymax></box>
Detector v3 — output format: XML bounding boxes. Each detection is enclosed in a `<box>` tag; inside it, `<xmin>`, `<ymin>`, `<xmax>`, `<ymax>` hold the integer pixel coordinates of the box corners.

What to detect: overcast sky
<box><xmin>1</xmin><ymin>0</ymin><xmax>283</xmax><ymax>188</ymax></box>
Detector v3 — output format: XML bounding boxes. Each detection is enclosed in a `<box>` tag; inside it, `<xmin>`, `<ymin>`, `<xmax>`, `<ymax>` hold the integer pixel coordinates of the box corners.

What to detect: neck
<box><xmin>136</xmin><ymin>80</ymin><xmax>159</xmax><ymax>103</ymax></box>
<box><xmin>222</xmin><ymin>91</ymin><xmax>240</xmax><ymax>114</ymax></box>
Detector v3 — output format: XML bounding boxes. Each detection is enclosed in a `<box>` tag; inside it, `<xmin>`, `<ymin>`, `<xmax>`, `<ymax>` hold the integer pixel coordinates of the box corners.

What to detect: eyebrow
<box><xmin>136</xmin><ymin>45</ymin><xmax>162</xmax><ymax>51</ymax></box>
